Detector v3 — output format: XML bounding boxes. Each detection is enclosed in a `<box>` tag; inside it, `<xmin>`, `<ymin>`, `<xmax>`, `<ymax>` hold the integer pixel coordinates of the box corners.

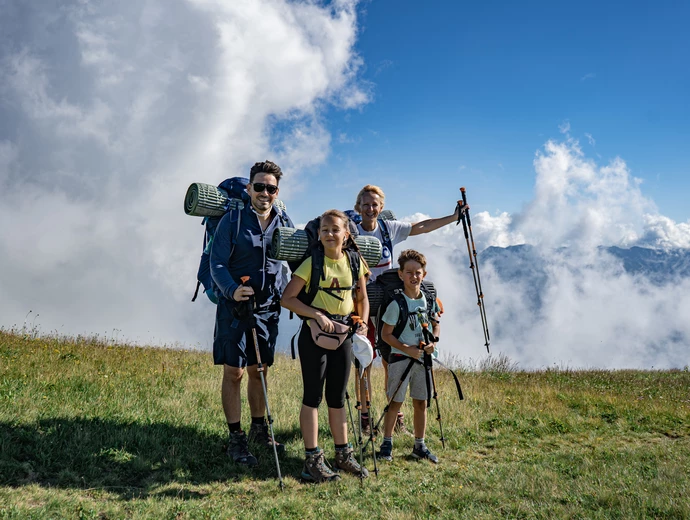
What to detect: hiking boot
<box><xmin>394</xmin><ymin>414</ymin><xmax>413</xmax><ymax>436</ymax></box>
<box><xmin>248</xmin><ymin>422</ymin><xmax>285</xmax><ymax>454</ymax></box>
<box><xmin>411</xmin><ymin>445</ymin><xmax>439</xmax><ymax>464</ymax></box>
<box><xmin>334</xmin><ymin>446</ymin><xmax>369</xmax><ymax>478</ymax></box>
<box><xmin>301</xmin><ymin>449</ymin><xmax>341</xmax><ymax>483</ymax></box>
<box><xmin>227</xmin><ymin>431</ymin><xmax>258</xmax><ymax>467</ymax></box>
<box><xmin>378</xmin><ymin>441</ymin><xmax>393</xmax><ymax>462</ymax></box>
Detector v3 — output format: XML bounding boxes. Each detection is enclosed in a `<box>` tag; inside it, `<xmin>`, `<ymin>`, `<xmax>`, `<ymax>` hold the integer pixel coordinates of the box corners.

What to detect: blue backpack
<box><xmin>191</xmin><ymin>177</ymin><xmax>288</xmax><ymax>304</ymax></box>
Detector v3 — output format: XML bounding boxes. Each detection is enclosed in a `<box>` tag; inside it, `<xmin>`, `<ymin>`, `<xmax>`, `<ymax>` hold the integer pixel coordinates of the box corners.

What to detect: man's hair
<box><xmin>354</xmin><ymin>184</ymin><xmax>385</xmax><ymax>213</ymax></box>
<box><xmin>249</xmin><ymin>160</ymin><xmax>283</xmax><ymax>183</ymax></box>
<box><xmin>398</xmin><ymin>249</ymin><xmax>427</xmax><ymax>271</ymax></box>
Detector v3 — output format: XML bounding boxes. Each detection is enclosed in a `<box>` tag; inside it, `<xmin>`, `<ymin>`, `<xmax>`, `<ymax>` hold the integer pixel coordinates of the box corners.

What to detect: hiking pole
<box><xmin>363</xmin><ymin>356</ymin><xmax>417</xmax><ymax>452</ymax></box>
<box><xmin>361</xmin><ymin>367</ymin><xmax>379</xmax><ymax>477</ymax></box>
<box><xmin>345</xmin><ymin>391</ymin><xmax>360</xmax><ymax>448</ymax></box>
<box><xmin>354</xmin><ymin>359</ymin><xmax>365</xmax><ymax>484</ymax></box>
<box><xmin>420</xmin><ymin>326</ymin><xmax>445</xmax><ymax>449</ymax></box>
<box><xmin>240</xmin><ymin>276</ymin><xmax>284</xmax><ymax>490</ymax></box>
<box><xmin>457</xmin><ymin>188</ymin><xmax>491</xmax><ymax>353</ymax></box>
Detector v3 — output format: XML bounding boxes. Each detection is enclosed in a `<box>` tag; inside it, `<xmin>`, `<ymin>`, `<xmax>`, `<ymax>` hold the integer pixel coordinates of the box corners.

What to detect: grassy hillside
<box><xmin>1</xmin><ymin>330</ymin><xmax>689</xmax><ymax>519</ymax></box>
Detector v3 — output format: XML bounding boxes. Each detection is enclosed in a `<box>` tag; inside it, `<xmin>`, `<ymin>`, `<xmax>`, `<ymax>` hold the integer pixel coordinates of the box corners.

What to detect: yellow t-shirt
<box><xmin>293</xmin><ymin>254</ymin><xmax>369</xmax><ymax>316</ymax></box>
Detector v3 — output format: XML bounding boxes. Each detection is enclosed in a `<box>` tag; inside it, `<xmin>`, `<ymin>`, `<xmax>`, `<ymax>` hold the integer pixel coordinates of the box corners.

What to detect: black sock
<box><xmin>334</xmin><ymin>443</ymin><xmax>348</xmax><ymax>451</ymax></box>
<box><xmin>251</xmin><ymin>416</ymin><xmax>265</xmax><ymax>426</ymax></box>
<box><xmin>305</xmin><ymin>446</ymin><xmax>319</xmax><ymax>455</ymax></box>
<box><xmin>228</xmin><ymin>421</ymin><xmax>242</xmax><ymax>434</ymax></box>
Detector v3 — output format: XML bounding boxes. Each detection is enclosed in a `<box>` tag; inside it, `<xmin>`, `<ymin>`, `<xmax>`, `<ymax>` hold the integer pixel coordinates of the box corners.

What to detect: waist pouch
<box><xmin>309</xmin><ymin>316</ymin><xmax>353</xmax><ymax>350</ymax></box>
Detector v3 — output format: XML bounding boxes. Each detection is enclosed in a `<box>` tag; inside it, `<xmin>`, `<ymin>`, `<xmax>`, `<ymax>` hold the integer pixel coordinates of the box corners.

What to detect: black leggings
<box><xmin>298</xmin><ymin>323</ymin><xmax>352</xmax><ymax>409</ymax></box>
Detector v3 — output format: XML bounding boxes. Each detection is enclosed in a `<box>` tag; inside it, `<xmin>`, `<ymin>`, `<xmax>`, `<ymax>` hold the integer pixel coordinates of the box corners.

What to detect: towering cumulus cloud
<box><xmin>404</xmin><ymin>138</ymin><xmax>690</xmax><ymax>369</ymax></box>
<box><xmin>0</xmin><ymin>0</ymin><xmax>366</xmax><ymax>346</ymax></box>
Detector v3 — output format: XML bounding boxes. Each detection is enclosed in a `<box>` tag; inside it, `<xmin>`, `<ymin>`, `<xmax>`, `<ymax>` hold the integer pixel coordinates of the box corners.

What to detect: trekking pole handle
<box><xmin>240</xmin><ymin>276</ymin><xmax>250</xmax><ymax>285</ymax></box>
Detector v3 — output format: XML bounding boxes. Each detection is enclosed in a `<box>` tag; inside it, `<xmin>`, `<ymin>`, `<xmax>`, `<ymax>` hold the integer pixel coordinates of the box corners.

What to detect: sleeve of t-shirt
<box><xmin>359</xmin><ymin>257</ymin><xmax>370</xmax><ymax>279</ymax></box>
<box><xmin>387</xmin><ymin>220</ymin><xmax>413</xmax><ymax>247</ymax></box>
<box><xmin>381</xmin><ymin>300</ymin><xmax>400</xmax><ymax>326</ymax></box>
<box><xmin>293</xmin><ymin>257</ymin><xmax>313</xmax><ymax>288</ymax></box>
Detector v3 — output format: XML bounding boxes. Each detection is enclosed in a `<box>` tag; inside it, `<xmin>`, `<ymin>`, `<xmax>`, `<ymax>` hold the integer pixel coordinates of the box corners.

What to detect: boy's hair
<box><xmin>249</xmin><ymin>160</ymin><xmax>283</xmax><ymax>183</ymax></box>
<box><xmin>354</xmin><ymin>184</ymin><xmax>385</xmax><ymax>213</ymax></box>
<box><xmin>398</xmin><ymin>249</ymin><xmax>427</xmax><ymax>271</ymax></box>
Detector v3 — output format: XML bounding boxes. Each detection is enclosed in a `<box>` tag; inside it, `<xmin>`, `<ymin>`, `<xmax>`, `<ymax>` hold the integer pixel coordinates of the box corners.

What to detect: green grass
<box><xmin>1</xmin><ymin>329</ymin><xmax>689</xmax><ymax>519</ymax></box>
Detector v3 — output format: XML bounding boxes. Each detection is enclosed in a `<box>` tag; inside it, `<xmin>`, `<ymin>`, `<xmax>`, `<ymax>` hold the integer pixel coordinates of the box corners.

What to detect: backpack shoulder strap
<box><xmin>391</xmin><ymin>292</ymin><xmax>409</xmax><ymax>339</ymax></box>
<box><xmin>377</xmin><ymin>218</ymin><xmax>393</xmax><ymax>253</ymax></box>
<box><xmin>345</xmin><ymin>249</ymin><xmax>361</xmax><ymax>287</ymax></box>
<box><xmin>303</xmin><ymin>246</ymin><xmax>325</xmax><ymax>308</ymax></box>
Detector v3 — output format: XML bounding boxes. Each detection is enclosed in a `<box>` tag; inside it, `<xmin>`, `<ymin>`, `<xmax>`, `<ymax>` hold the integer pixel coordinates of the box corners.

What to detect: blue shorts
<box><xmin>213</xmin><ymin>298</ymin><xmax>279</xmax><ymax>368</ymax></box>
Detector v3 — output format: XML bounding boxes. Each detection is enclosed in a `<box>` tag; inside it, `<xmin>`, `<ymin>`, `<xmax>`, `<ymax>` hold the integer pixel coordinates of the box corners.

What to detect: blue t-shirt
<box><xmin>381</xmin><ymin>292</ymin><xmax>439</xmax><ymax>358</ymax></box>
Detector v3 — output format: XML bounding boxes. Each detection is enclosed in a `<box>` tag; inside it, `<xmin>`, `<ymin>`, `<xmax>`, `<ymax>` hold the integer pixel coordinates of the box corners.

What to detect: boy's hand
<box><xmin>406</xmin><ymin>344</ymin><xmax>424</xmax><ymax>361</ymax></box>
<box><xmin>423</xmin><ymin>343</ymin><xmax>436</xmax><ymax>355</ymax></box>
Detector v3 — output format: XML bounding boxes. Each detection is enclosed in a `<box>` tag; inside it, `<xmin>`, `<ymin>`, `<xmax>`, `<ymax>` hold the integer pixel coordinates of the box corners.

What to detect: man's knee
<box><xmin>245</xmin><ymin>364</ymin><xmax>265</xmax><ymax>381</ymax></box>
<box><xmin>223</xmin><ymin>364</ymin><xmax>245</xmax><ymax>385</ymax></box>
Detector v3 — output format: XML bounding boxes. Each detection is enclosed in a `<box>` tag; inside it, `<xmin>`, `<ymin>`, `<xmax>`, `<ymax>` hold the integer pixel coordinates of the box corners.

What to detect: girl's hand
<box><xmin>315</xmin><ymin>313</ymin><xmax>334</xmax><ymax>333</ymax></box>
<box><xmin>356</xmin><ymin>322</ymin><xmax>368</xmax><ymax>336</ymax></box>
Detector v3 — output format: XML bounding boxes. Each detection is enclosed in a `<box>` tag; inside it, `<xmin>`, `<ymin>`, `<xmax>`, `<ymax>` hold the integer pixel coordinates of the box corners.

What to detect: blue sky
<box><xmin>293</xmin><ymin>0</ymin><xmax>690</xmax><ymax>223</ymax></box>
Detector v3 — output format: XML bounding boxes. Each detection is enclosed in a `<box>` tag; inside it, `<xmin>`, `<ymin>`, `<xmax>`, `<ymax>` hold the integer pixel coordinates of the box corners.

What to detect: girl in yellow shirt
<box><xmin>281</xmin><ymin>209</ymin><xmax>369</xmax><ymax>483</ymax></box>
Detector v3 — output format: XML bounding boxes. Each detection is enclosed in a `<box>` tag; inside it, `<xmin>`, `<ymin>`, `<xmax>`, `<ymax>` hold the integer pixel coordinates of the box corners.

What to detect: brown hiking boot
<box><xmin>334</xmin><ymin>446</ymin><xmax>369</xmax><ymax>478</ymax></box>
<box><xmin>248</xmin><ymin>422</ymin><xmax>285</xmax><ymax>454</ymax></box>
<box><xmin>301</xmin><ymin>449</ymin><xmax>341</xmax><ymax>483</ymax></box>
<box><xmin>394</xmin><ymin>413</ymin><xmax>413</xmax><ymax>436</ymax></box>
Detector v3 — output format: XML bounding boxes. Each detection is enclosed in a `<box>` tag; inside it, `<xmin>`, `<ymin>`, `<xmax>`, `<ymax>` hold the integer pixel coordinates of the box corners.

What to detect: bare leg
<box><xmin>300</xmin><ymin>405</ymin><xmax>318</xmax><ymax>449</ymax></box>
<box><xmin>222</xmin><ymin>365</ymin><xmax>244</xmax><ymax>424</ymax></box>
<box><xmin>383</xmin><ymin>400</ymin><xmax>403</xmax><ymax>438</ymax></box>
<box><xmin>329</xmin><ymin>407</ymin><xmax>348</xmax><ymax>445</ymax></box>
<box><xmin>246</xmin><ymin>364</ymin><xmax>267</xmax><ymax>418</ymax></box>
<box><xmin>358</xmin><ymin>365</ymin><xmax>373</xmax><ymax>415</ymax></box>
<box><xmin>412</xmin><ymin>398</ymin><xmax>427</xmax><ymax>438</ymax></box>
<box><xmin>382</xmin><ymin>358</ymin><xmax>389</xmax><ymax>390</ymax></box>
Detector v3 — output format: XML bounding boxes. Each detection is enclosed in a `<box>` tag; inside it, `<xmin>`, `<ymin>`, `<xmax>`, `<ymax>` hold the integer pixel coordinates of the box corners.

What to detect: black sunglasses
<box><xmin>252</xmin><ymin>182</ymin><xmax>278</xmax><ymax>195</ymax></box>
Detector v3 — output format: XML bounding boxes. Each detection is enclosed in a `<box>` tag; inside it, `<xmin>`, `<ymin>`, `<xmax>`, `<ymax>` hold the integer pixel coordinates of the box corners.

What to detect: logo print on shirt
<box><xmin>376</xmin><ymin>246</ymin><xmax>392</xmax><ymax>268</ymax></box>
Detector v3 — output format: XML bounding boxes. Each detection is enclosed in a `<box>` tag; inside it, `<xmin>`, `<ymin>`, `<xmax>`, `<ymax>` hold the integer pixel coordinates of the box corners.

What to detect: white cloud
<box><xmin>398</xmin><ymin>137</ymin><xmax>690</xmax><ymax>369</ymax></box>
<box><xmin>0</xmin><ymin>0</ymin><xmax>368</xmax><ymax>346</ymax></box>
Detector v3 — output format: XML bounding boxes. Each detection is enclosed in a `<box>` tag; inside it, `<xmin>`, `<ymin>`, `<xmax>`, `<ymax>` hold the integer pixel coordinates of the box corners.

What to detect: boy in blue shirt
<box><xmin>378</xmin><ymin>249</ymin><xmax>441</xmax><ymax>463</ymax></box>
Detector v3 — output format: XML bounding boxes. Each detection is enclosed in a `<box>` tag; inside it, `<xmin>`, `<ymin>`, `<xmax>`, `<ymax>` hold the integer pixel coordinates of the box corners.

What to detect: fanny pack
<box><xmin>308</xmin><ymin>315</ymin><xmax>354</xmax><ymax>350</ymax></box>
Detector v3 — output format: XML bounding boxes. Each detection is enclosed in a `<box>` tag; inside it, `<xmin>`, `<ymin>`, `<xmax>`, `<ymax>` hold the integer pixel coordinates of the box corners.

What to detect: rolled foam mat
<box><xmin>184</xmin><ymin>182</ymin><xmax>286</xmax><ymax>217</ymax></box>
<box><xmin>184</xmin><ymin>183</ymin><xmax>230</xmax><ymax>217</ymax></box>
<box><xmin>271</xmin><ymin>227</ymin><xmax>382</xmax><ymax>267</ymax></box>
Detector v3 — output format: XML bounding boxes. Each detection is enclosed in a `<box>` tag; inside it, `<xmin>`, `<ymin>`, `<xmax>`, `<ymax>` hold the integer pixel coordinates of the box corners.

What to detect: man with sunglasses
<box><xmin>210</xmin><ymin>160</ymin><xmax>294</xmax><ymax>467</ymax></box>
